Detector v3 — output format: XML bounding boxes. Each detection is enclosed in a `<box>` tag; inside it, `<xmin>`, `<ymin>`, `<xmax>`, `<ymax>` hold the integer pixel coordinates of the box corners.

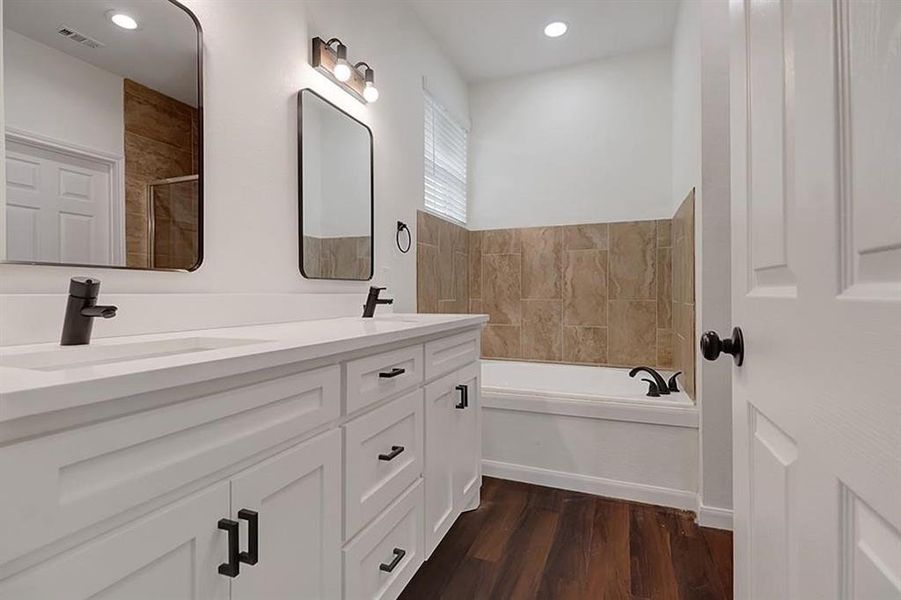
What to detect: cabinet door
<box><xmin>229</xmin><ymin>430</ymin><xmax>341</xmax><ymax>600</ymax></box>
<box><xmin>424</xmin><ymin>373</ymin><xmax>457</xmax><ymax>557</ymax></box>
<box><xmin>424</xmin><ymin>362</ymin><xmax>481</xmax><ymax>558</ymax></box>
<box><xmin>0</xmin><ymin>483</ymin><xmax>230</xmax><ymax>600</ymax></box>
<box><xmin>452</xmin><ymin>365</ymin><xmax>480</xmax><ymax>505</ymax></box>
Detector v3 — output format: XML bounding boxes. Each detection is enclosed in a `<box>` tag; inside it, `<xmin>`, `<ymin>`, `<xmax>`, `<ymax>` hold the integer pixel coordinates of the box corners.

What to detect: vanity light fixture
<box><xmin>311</xmin><ymin>36</ymin><xmax>378</xmax><ymax>104</ymax></box>
<box><xmin>355</xmin><ymin>62</ymin><xmax>380</xmax><ymax>103</ymax></box>
<box><xmin>544</xmin><ymin>21</ymin><xmax>567</xmax><ymax>38</ymax></box>
<box><xmin>107</xmin><ymin>11</ymin><xmax>138</xmax><ymax>30</ymax></box>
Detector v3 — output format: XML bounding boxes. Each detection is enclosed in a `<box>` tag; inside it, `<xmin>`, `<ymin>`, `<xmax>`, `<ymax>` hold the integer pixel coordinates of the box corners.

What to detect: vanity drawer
<box><xmin>424</xmin><ymin>330</ymin><xmax>479</xmax><ymax>380</ymax></box>
<box><xmin>345</xmin><ymin>345</ymin><xmax>423</xmax><ymax>414</ymax></box>
<box><xmin>343</xmin><ymin>480</ymin><xmax>424</xmax><ymax>600</ymax></box>
<box><xmin>0</xmin><ymin>364</ymin><xmax>340</xmax><ymax>568</ymax></box>
<box><xmin>344</xmin><ymin>389</ymin><xmax>423</xmax><ymax>539</ymax></box>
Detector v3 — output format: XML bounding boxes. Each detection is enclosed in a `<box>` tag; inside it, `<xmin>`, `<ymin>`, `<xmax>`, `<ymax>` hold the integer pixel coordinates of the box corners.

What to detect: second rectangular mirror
<box><xmin>299</xmin><ymin>89</ymin><xmax>373</xmax><ymax>281</ymax></box>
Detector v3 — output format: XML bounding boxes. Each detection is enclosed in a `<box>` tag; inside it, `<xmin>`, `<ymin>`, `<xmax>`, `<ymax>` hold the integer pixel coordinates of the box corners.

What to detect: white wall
<box><xmin>3</xmin><ymin>29</ymin><xmax>124</xmax><ymax>157</ymax></box>
<box><xmin>468</xmin><ymin>48</ymin><xmax>672</xmax><ymax>230</ymax></box>
<box><xmin>0</xmin><ymin>0</ymin><xmax>469</xmax><ymax>344</ymax></box>
<box><xmin>671</xmin><ymin>0</ymin><xmax>733</xmax><ymax>524</ymax></box>
<box><xmin>671</xmin><ymin>0</ymin><xmax>701</xmax><ymax>212</ymax></box>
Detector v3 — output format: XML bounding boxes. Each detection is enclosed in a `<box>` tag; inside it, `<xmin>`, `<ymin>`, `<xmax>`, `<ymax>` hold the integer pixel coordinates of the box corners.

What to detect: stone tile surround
<box><xmin>416</xmin><ymin>205</ymin><xmax>696</xmax><ymax>398</ymax></box>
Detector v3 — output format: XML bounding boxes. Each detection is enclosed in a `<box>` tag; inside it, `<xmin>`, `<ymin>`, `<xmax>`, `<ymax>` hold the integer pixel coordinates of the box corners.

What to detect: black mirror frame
<box><xmin>0</xmin><ymin>0</ymin><xmax>204</xmax><ymax>272</ymax></box>
<box><xmin>297</xmin><ymin>88</ymin><xmax>374</xmax><ymax>281</ymax></box>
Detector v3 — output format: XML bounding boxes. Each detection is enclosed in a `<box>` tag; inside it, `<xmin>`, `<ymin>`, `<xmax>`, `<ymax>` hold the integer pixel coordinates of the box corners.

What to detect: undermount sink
<box><xmin>0</xmin><ymin>337</ymin><xmax>267</xmax><ymax>372</ymax></box>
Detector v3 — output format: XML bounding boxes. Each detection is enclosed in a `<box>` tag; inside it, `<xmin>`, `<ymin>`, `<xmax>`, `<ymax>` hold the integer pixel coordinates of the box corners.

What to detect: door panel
<box><xmin>0</xmin><ymin>483</ymin><xmax>229</xmax><ymax>600</ymax></box>
<box><xmin>749</xmin><ymin>409</ymin><xmax>797</xmax><ymax>600</ymax></box>
<box><xmin>840</xmin><ymin>0</ymin><xmax>901</xmax><ymax>297</ymax></box>
<box><xmin>731</xmin><ymin>1</ymin><xmax>901</xmax><ymax>599</ymax></box>
<box><xmin>841</xmin><ymin>488</ymin><xmax>901</xmax><ymax>599</ymax></box>
<box><xmin>5</xmin><ymin>140</ymin><xmax>111</xmax><ymax>264</ymax></box>
<box><xmin>747</xmin><ymin>0</ymin><xmax>796</xmax><ymax>293</ymax></box>
<box><xmin>229</xmin><ymin>430</ymin><xmax>341</xmax><ymax>600</ymax></box>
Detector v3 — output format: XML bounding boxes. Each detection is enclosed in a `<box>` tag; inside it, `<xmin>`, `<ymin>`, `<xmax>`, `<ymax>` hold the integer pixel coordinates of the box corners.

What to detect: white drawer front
<box><xmin>0</xmin><ymin>365</ymin><xmax>340</xmax><ymax>568</ymax></box>
<box><xmin>343</xmin><ymin>481</ymin><xmax>424</xmax><ymax>600</ymax></box>
<box><xmin>424</xmin><ymin>330</ymin><xmax>479</xmax><ymax>380</ymax></box>
<box><xmin>344</xmin><ymin>389</ymin><xmax>423</xmax><ymax>539</ymax></box>
<box><xmin>345</xmin><ymin>345</ymin><xmax>423</xmax><ymax>415</ymax></box>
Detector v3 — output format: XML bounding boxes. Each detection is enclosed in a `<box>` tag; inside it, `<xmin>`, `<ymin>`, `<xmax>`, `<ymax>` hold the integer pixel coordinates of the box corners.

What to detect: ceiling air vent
<box><xmin>57</xmin><ymin>25</ymin><xmax>105</xmax><ymax>49</ymax></box>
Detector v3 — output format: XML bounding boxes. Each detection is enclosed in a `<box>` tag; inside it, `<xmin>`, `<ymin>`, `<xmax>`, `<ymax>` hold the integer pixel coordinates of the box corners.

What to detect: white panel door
<box><xmin>229</xmin><ymin>430</ymin><xmax>342</xmax><ymax>600</ymax></box>
<box><xmin>0</xmin><ymin>483</ymin><xmax>229</xmax><ymax>600</ymax></box>
<box><xmin>5</xmin><ymin>140</ymin><xmax>111</xmax><ymax>264</ymax></box>
<box><xmin>730</xmin><ymin>1</ymin><xmax>901</xmax><ymax>599</ymax></box>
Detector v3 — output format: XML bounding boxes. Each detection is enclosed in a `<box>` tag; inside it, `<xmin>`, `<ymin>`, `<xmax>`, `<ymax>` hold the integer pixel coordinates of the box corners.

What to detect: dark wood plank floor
<box><xmin>400</xmin><ymin>477</ymin><xmax>733</xmax><ymax>600</ymax></box>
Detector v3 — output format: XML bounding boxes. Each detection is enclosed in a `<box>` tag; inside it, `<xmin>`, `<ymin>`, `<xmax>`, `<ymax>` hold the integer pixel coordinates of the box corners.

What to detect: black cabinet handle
<box><xmin>378</xmin><ymin>445</ymin><xmax>405</xmax><ymax>461</ymax></box>
<box><xmin>379</xmin><ymin>547</ymin><xmax>406</xmax><ymax>572</ymax></box>
<box><xmin>455</xmin><ymin>384</ymin><xmax>468</xmax><ymax>409</ymax></box>
<box><xmin>379</xmin><ymin>367</ymin><xmax>406</xmax><ymax>379</ymax></box>
<box><xmin>238</xmin><ymin>509</ymin><xmax>259</xmax><ymax>566</ymax></box>
<box><xmin>218</xmin><ymin>519</ymin><xmax>240</xmax><ymax>578</ymax></box>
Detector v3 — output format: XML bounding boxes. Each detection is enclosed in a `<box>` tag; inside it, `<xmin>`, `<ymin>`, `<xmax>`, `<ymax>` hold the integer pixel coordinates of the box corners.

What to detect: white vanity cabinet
<box><xmin>0</xmin><ymin>317</ymin><xmax>485</xmax><ymax>600</ymax></box>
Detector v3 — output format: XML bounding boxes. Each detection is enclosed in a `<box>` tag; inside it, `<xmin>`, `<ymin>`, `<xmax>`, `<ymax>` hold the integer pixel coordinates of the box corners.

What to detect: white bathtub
<box><xmin>480</xmin><ymin>360</ymin><xmax>699</xmax><ymax>511</ymax></box>
<box><xmin>481</xmin><ymin>360</ymin><xmax>691</xmax><ymax>406</ymax></box>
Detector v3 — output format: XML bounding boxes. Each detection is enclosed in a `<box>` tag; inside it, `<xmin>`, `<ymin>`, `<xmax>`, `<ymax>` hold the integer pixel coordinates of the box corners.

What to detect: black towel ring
<box><xmin>396</xmin><ymin>221</ymin><xmax>412</xmax><ymax>253</ymax></box>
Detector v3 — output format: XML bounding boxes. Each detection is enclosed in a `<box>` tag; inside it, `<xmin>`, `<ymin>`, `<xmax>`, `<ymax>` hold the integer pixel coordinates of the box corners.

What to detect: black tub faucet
<box><xmin>61</xmin><ymin>277</ymin><xmax>117</xmax><ymax>345</ymax></box>
<box><xmin>628</xmin><ymin>366</ymin><xmax>670</xmax><ymax>395</ymax></box>
<box><xmin>362</xmin><ymin>286</ymin><xmax>394</xmax><ymax>318</ymax></box>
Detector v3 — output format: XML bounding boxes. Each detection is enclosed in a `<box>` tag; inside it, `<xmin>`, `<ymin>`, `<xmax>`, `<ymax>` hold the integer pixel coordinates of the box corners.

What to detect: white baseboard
<box><xmin>482</xmin><ymin>459</ymin><xmax>697</xmax><ymax>511</ymax></box>
<box><xmin>697</xmin><ymin>503</ymin><xmax>734</xmax><ymax>530</ymax></box>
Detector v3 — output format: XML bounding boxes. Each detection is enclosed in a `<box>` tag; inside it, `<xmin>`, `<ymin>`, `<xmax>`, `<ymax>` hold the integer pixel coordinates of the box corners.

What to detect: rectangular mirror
<box><xmin>299</xmin><ymin>89</ymin><xmax>373</xmax><ymax>280</ymax></box>
<box><xmin>2</xmin><ymin>0</ymin><xmax>202</xmax><ymax>271</ymax></box>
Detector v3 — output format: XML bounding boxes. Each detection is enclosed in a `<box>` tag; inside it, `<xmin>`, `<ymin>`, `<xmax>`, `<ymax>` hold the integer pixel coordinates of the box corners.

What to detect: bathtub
<box><xmin>481</xmin><ymin>360</ymin><xmax>692</xmax><ymax>406</ymax></box>
<box><xmin>479</xmin><ymin>360</ymin><xmax>699</xmax><ymax>510</ymax></box>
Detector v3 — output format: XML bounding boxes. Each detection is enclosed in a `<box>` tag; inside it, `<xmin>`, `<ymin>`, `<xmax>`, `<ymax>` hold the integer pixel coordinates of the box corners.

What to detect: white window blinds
<box><xmin>424</xmin><ymin>92</ymin><xmax>467</xmax><ymax>224</ymax></box>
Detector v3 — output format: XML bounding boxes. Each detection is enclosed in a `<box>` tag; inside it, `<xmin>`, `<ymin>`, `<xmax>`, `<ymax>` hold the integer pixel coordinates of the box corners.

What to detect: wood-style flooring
<box><xmin>400</xmin><ymin>477</ymin><xmax>733</xmax><ymax>600</ymax></box>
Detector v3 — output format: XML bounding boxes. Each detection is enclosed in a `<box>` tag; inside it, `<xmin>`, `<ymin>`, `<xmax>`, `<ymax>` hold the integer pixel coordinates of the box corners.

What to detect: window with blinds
<box><xmin>423</xmin><ymin>92</ymin><xmax>467</xmax><ymax>224</ymax></box>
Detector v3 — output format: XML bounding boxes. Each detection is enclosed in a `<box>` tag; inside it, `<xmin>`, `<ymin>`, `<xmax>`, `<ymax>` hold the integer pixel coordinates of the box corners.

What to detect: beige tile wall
<box><xmin>415</xmin><ymin>207</ymin><xmax>695</xmax><ymax>388</ymax></box>
<box><xmin>469</xmin><ymin>220</ymin><xmax>674</xmax><ymax>370</ymax></box>
<box><xmin>416</xmin><ymin>211</ymin><xmax>469</xmax><ymax>313</ymax></box>
<box><xmin>302</xmin><ymin>235</ymin><xmax>371</xmax><ymax>279</ymax></box>
<box><xmin>672</xmin><ymin>190</ymin><xmax>696</xmax><ymax>399</ymax></box>
<box><xmin>123</xmin><ymin>79</ymin><xmax>199</xmax><ymax>269</ymax></box>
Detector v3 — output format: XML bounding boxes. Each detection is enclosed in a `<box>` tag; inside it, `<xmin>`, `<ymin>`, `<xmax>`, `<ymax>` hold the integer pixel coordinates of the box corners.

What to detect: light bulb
<box><xmin>363</xmin><ymin>82</ymin><xmax>379</xmax><ymax>102</ymax></box>
<box><xmin>544</xmin><ymin>21</ymin><xmax>567</xmax><ymax>38</ymax></box>
<box><xmin>109</xmin><ymin>12</ymin><xmax>138</xmax><ymax>30</ymax></box>
<box><xmin>333</xmin><ymin>60</ymin><xmax>352</xmax><ymax>82</ymax></box>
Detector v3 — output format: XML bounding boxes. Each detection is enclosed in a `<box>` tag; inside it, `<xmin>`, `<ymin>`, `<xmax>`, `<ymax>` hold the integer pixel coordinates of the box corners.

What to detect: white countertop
<box><xmin>0</xmin><ymin>313</ymin><xmax>488</xmax><ymax>422</ymax></box>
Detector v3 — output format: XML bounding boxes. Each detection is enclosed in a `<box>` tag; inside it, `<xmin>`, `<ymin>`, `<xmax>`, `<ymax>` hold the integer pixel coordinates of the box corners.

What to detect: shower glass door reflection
<box><xmin>148</xmin><ymin>175</ymin><xmax>200</xmax><ymax>270</ymax></box>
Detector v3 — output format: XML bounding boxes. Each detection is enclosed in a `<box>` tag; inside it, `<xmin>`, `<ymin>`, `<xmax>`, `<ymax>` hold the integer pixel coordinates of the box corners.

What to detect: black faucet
<box><xmin>362</xmin><ymin>286</ymin><xmax>393</xmax><ymax>318</ymax></box>
<box><xmin>628</xmin><ymin>366</ymin><xmax>670</xmax><ymax>395</ymax></box>
<box><xmin>61</xmin><ymin>277</ymin><xmax>117</xmax><ymax>345</ymax></box>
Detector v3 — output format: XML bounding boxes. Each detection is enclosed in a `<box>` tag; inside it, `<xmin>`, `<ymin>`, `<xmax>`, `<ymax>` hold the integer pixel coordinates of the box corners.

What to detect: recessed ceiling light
<box><xmin>544</xmin><ymin>21</ymin><xmax>567</xmax><ymax>38</ymax></box>
<box><xmin>108</xmin><ymin>11</ymin><xmax>138</xmax><ymax>30</ymax></box>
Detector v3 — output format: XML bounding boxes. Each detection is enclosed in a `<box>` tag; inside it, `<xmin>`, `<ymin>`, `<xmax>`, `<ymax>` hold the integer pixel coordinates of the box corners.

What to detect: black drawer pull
<box><xmin>378</xmin><ymin>445</ymin><xmax>405</xmax><ymax>461</ymax></box>
<box><xmin>455</xmin><ymin>384</ymin><xmax>468</xmax><ymax>409</ymax></box>
<box><xmin>379</xmin><ymin>547</ymin><xmax>406</xmax><ymax>572</ymax></box>
<box><xmin>379</xmin><ymin>367</ymin><xmax>406</xmax><ymax>379</ymax></box>
<box><xmin>218</xmin><ymin>519</ymin><xmax>240</xmax><ymax>578</ymax></box>
<box><xmin>238</xmin><ymin>509</ymin><xmax>259</xmax><ymax>566</ymax></box>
